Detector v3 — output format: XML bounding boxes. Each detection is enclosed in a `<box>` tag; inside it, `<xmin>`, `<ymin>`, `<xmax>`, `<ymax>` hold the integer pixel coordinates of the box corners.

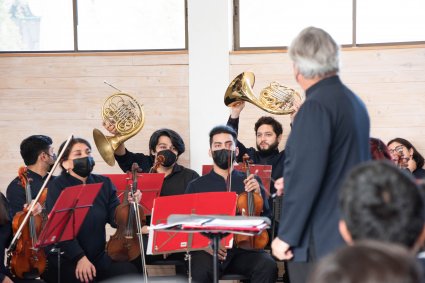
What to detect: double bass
<box><xmin>8</xmin><ymin>167</ymin><xmax>47</xmax><ymax>279</ymax></box>
<box><xmin>234</xmin><ymin>155</ymin><xmax>269</xmax><ymax>249</ymax></box>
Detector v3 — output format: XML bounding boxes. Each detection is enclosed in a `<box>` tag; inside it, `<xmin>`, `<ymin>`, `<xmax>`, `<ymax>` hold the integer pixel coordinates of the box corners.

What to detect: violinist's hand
<box><xmin>244</xmin><ymin>174</ymin><xmax>260</xmax><ymax>194</ymax></box>
<box><xmin>128</xmin><ymin>190</ymin><xmax>142</xmax><ymax>204</ymax></box>
<box><xmin>274</xmin><ymin>177</ymin><xmax>284</xmax><ymax>197</ymax></box>
<box><xmin>207</xmin><ymin>246</ymin><xmax>227</xmax><ymax>261</ymax></box>
<box><xmin>2</xmin><ymin>275</ymin><xmax>13</xmax><ymax>283</ymax></box>
<box><xmin>76</xmin><ymin>256</ymin><xmax>96</xmax><ymax>283</ymax></box>
<box><xmin>142</xmin><ymin>225</ymin><xmax>149</xmax><ymax>234</ymax></box>
<box><xmin>102</xmin><ymin>119</ymin><xmax>118</xmax><ymax>135</ymax></box>
<box><xmin>271</xmin><ymin>237</ymin><xmax>293</xmax><ymax>260</ymax></box>
<box><xmin>24</xmin><ymin>201</ymin><xmax>43</xmax><ymax>216</ymax></box>
<box><xmin>230</xmin><ymin>101</ymin><xmax>245</xmax><ymax>119</ymax></box>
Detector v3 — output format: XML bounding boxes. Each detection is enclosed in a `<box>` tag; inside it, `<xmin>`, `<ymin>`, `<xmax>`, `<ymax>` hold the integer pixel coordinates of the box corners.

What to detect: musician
<box><xmin>1</xmin><ymin>192</ymin><xmax>44</xmax><ymax>283</ymax></box>
<box><xmin>102</xmin><ymin>124</ymin><xmax>199</xmax><ymax>196</ymax></box>
<box><xmin>271</xmin><ymin>27</ymin><xmax>370</xmax><ymax>283</ymax></box>
<box><xmin>6</xmin><ymin>135</ymin><xmax>55</xmax><ymax>218</ymax></box>
<box><xmin>44</xmin><ymin>137</ymin><xmax>138</xmax><ymax>283</ymax></box>
<box><xmin>226</xmin><ymin>102</ymin><xmax>286</xmax><ymax>197</ymax></box>
<box><xmin>185</xmin><ymin>125</ymin><xmax>277</xmax><ymax>283</ymax></box>
<box><xmin>387</xmin><ymin>137</ymin><xmax>425</xmax><ymax>179</ymax></box>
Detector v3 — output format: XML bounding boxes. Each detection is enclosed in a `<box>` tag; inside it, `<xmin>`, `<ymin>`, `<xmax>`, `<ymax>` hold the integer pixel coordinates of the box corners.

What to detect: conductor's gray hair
<box><xmin>289</xmin><ymin>27</ymin><xmax>340</xmax><ymax>79</ymax></box>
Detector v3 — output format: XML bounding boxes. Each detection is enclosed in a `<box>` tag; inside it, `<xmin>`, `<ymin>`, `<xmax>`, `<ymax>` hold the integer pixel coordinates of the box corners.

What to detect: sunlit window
<box><xmin>77</xmin><ymin>0</ymin><xmax>186</xmax><ymax>51</ymax></box>
<box><xmin>0</xmin><ymin>0</ymin><xmax>74</xmax><ymax>51</ymax></box>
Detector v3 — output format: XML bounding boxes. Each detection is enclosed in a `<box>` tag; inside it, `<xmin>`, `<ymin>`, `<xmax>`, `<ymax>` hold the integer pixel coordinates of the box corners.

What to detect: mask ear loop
<box><xmin>227</xmin><ymin>149</ymin><xmax>234</xmax><ymax>192</ymax></box>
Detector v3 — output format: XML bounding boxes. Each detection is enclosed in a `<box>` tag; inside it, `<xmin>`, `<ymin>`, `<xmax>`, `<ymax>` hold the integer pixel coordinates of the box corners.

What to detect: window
<box><xmin>0</xmin><ymin>0</ymin><xmax>187</xmax><ymax>52</ymax></box>
<box><xmin>235</xmin><ymin>0</ymin><xmax>425</xmax><ymax>49</ymax></box>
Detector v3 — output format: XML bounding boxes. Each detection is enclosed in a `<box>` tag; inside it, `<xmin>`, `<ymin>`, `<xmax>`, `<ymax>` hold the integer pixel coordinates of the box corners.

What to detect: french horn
<box><xmin>224</xmin><ymin>72</ymin><xmax>301</xmax><ymax>115</ymax></box>
<box><xmin>93</xmin><ymin>93</ymin><xmax>144</xmax><ymax>166</ymax></box>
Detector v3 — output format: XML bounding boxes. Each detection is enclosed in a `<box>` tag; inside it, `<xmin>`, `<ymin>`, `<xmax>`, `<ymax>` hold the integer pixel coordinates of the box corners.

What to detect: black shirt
<box><xmin>45</xmin><ymin>172</ymin><xmax>119</xmax><ymax>270</ymax></box>
<box><xmin>115</xmin><ymin>149</ymin><xmax>199</xmax><ymax>197</ymax></box>
<box><xmin>6</xmin><ymin>169</ymin><xmax>52</xmax><ymax>217</ymax></box>
<box><xmin>413</xmin><ymin>168</ymin><xmax>425</xmax><ymax>179</ymax></box>
<box><xmin>227</xmin><ymin>117</ymin><xmax>285</xmax><ymax>195</ymax></box>
<box><xmin>0</xmin><ymin>193</ymin><xmax>12</xmax><ymax>282</ymax></box>
<box><xmin>185</xmin><ymin>169</ymin><xmax>270</xmax><ymax>217</ymax></box>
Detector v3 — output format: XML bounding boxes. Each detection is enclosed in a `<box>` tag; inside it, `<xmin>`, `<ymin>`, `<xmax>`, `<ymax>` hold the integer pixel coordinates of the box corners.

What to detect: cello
<box><xmin>8</xmin><ymin>166</ymin><xmax>46</xmax><ymax>279</ymax></box>
<box><xmin>234</xmin><ymin>154</ymin><xmax>269</xmax><ymax>250</ymax></box>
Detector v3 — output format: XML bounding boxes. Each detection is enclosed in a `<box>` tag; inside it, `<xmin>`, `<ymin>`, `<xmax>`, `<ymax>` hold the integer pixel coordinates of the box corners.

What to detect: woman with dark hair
<box><xmin>369</xmin><ymin>138</ymin><xmax>392</xmax><ymax>161</ymax></box>
<box><xmin>387</xmin><ymin>138</ymin><xmax>425</xmax><ymax>179</ymax></box>
<box><xmin>44</xmin><ymin>137</ymin><xmax>138</xmax><ymax>283</ymax></box>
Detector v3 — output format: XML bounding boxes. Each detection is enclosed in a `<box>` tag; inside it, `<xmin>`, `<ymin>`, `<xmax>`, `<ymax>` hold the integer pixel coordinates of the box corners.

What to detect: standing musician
<box><xmin>185</xmin><ymin>125</ymin><xmax>277</xmax><ymax>283</ymax></box>
<box><xmin>43</xmin><ymin>137</ymin><xmax>139</xmax><ymax>283</ymax></box>
<box><xmin>7</xmin><ymin>135</ymin><xmax>56</xmax><ymax>219</ymax></box>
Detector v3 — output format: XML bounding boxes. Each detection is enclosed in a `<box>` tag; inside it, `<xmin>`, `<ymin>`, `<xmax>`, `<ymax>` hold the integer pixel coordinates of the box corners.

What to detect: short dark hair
<box><xmin>369</xmin><ymin>137</ymin><xmax>391</xmax><ymax>161</ymax></box>
<box><xmin>58</xmin><ymin>137</ymin><xmax>92</xmax><ymax>172</ymax></box>
<box><xmin>209</xmin><ymin>125</ymin><xmax>237</xmax><ymax>147</ymax></box>
<box><xmin>20</xmin><ymin>135</ymin><xmax>53</xmax><ymax>166</ymax></box>
<box><xmin>308</xmin><ymin>240</ymin><xmax>422</xmax><ymax>283</ymax></box>
<box><xmin>149</xmin><ymin>128</ymin><xmax>185</xmax><ymax>156</ymax></box>
<box><xmin>339</xmin><ymin>160</ymin><xmax>425</xmax><ymax>248</ymax></box>
<box><xmin>387</xmin><ymin>137</ymin><xmax>424</xmax><ymax>168</ymax></box>
<box><xmin>254</xmin><ymin>116</ymin><xmax>283</xmax><ymax>137</ymax></box>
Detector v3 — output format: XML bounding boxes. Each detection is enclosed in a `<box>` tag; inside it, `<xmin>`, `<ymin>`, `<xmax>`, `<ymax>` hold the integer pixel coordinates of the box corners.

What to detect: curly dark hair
<box><xmin>254</xmin><ymin>116</ymin><xmax>283</xmax><ymax>137</ymax></box>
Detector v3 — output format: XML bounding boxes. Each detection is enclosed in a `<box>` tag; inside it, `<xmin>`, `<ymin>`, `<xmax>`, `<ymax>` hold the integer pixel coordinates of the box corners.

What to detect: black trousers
<box><xmin>43</xmin><ymin>257</ymin><xmax>138</xmax><ymax>283</ymax></box>
<box><xmin>190</xmin><ymin>249</ymin><xmax>277</xmax><ymax>283</ymax></box>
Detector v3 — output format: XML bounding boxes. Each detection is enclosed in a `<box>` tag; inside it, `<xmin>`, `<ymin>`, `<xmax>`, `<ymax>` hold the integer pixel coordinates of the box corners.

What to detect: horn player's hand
<box><xmin>103</xmin><ymin>119</ymin><xmax>118</xmax><ymax>135</ymax></box>
<box><xmin>230</xmin><ymin>101</ymin><xmax>245</xmax><ymax>119</ymax></box>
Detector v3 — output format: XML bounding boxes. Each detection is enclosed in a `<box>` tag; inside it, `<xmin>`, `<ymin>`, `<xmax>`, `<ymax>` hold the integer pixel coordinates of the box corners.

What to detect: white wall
<box><xmin>188</xmin><ymin>0</ymin><xmax>233</xmax><ymax>173</ymax></box>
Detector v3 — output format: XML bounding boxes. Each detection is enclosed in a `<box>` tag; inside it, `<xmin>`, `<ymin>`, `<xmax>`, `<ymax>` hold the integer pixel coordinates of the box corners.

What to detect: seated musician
<box><xmin>102</xmin><ymin>125</ymin><xmax>199</xmax><ymax>273</ymax></box>
<box><xmin>44</xmin><ymin>137</ymin><xmax>139</xmax><ymax>283</ymax></box>
<box><xmin>7</xmin><ymin>135</ymin><xmax>56</xmax><ymax>219</ymax></box>
<box><xmin>185</xmin><ymin>125</ymin><xmax>278</xmax><ymax>283</ymax></box>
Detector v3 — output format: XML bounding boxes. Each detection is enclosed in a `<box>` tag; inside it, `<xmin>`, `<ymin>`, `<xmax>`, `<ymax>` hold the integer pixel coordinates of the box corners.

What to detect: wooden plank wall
<box><xmin>0</xmin><ymin>47</ymin><xmax>424</xmax><ymax>194</ymax></box>
<box><xmin>0</xmin><ymin>52</ymin><xmax>190</xmax><ymax>193</ymax></box>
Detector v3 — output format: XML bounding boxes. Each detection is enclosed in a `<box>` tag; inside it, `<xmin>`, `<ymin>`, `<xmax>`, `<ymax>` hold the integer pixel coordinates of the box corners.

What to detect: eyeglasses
<box><xmin>44</xmin><ymin>151</ymin><xmax>57</xmax><ymax>160</ymax></box>
<box><xmin>388</xmin><ymin>145</ymin><xmax>405</xmax><ymax>155</ymax></box>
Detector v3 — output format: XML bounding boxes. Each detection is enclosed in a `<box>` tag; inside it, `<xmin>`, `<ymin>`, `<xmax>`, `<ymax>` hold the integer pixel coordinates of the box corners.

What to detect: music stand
<box><xmin>36</xmin><ymin>183</ymin><xmax>103</xmax><ymax>283</ymax></box>
<box><xmin>152</xmin><ymin>214</ymin><xmax>270</xmax><ymax>283</ymax></box>
<box><xmin>103</xmin><ymin>173</ymin><xmax>164</xmax><ymax>215</ymax></box>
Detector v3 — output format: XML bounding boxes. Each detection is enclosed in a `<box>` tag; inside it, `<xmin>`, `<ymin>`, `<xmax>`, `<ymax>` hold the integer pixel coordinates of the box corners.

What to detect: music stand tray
<box><xmin>152</xmin><ymin>214</ymin><xmax>270</xmax><ymax>283</ymax></box>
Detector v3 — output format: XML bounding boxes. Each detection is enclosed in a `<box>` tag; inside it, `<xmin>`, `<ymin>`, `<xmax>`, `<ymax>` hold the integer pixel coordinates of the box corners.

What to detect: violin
<box><xmin>234</xmin><ymin>154</ymin><xmax>269</xmax><ymax>250</ymax></box>
<box><xmin>106</xmin><ymin>163</ymin><xmax>146</xmax><ymax>262</ymax></box>
<box><xmin>8</xmin><ymin>167</ymin><xmax>47</xmax><ymax>279</ymax></box>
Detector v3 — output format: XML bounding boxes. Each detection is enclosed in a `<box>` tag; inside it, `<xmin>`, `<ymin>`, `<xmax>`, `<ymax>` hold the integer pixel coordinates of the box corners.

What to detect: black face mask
<box><xmin>157</xmin><ymin>150</ymin><xmax>177</xmax><ymax>168</ymax></box>
<box><xmin>72</xmin><ymin>156</ymin><xmax>95</xmax><ymax>178</ymax></box>
<box><xmin>212</xmin><ymin>149</ymin><xmax>236</xmax><ymax>170</ymax></box>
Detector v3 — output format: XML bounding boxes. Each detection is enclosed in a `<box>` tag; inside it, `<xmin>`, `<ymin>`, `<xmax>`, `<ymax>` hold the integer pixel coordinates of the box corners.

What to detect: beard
<box><xmin>256</xmin><ymin>140</ymin><xmax>279</xmax><ymax>155</ymax></box>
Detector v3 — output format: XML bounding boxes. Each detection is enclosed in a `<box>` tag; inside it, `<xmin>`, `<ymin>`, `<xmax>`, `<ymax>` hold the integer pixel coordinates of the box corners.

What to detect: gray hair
<box><xmin>289</xmin><ymin>26</ymin><xmax>340</xmax><ymax>79</ymax></box>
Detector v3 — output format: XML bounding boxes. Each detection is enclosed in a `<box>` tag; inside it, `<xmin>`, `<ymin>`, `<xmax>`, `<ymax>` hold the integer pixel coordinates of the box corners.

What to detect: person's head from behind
<box><xmin>209</xmin><ymin>125</ymin><xmax>238</xmax><ymax>170</ymax></box>
<box><xmin>289</xmin><ymin>26</ymin><xmax>340</xmax><ymax>86</ymax></box>
<box><xmin>20</xmin><ymin>135</ymin><xmax>55</xmax><ymax>170</ymax></box>
<box><xmin>149</xmin><ymin>128</ymin><xmax>185</xmax><ymax>168</ymax></box>
<box><xmin>387</xmin><ymin>137</ymin><xmax>424</xmax><ymax>169</ymax></box>
<box><xmin>370</xmin><ymin>137</ymin><xmax>392</xmax><ymax>161</ymax></box>
<box><xmin>58</xmin><ymin>137</ymin><xmax>94</xmax><ymax>179</ymax></box>
<box><xmin>308</xmin><ymin>240</ymin><xmax>423</xmax><ymax>283</ymax></box>
<box><xmin>254</xmin><ymin>116</ymin><xmax>283</xmax><ymax>154</ymax></box>
<box><xmin>339</xmin><ymin>160</ymin><xmax>425</xmax><ymax>252</ymax></box>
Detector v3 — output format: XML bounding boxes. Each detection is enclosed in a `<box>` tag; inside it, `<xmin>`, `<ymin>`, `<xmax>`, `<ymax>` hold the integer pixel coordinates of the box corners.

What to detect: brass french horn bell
<box><xmin>93</xmin><ymin>93</ymin><xmax>145</xmax><ymax>166</ymax></box>
<box><xmin>224</xmin><ymin>72</ymin><xmax>301</xmax><ymax>115</ymax></box>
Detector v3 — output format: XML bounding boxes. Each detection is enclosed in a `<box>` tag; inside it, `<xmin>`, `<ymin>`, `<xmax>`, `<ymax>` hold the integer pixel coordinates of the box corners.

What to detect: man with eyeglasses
<box><xmin>6</xmin><ymin>135</ymin><xmax>56</xmax><ymax>218</ymax></box>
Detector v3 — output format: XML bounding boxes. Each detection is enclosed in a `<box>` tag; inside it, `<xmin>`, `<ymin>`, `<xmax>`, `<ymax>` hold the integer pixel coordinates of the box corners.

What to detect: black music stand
<box><xmin>152</xmin><ymin>214</ymin><xmax>270</xmax><ymax>283</ymax></box>
<box><xmin>36</xmin><ymin>183</ymin><xmax>102</xmax><ymax>283</ymax></box>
